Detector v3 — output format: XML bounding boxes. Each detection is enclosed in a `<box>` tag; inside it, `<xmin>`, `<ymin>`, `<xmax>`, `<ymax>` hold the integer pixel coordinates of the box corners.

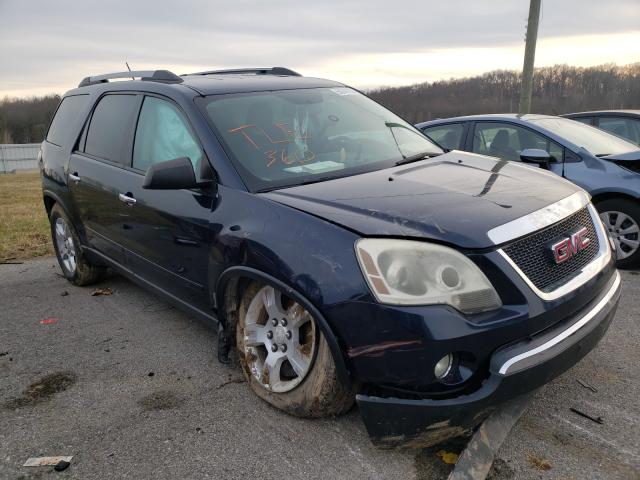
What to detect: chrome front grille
<box><xmin>502</xmin><ymin>207</ymin><xmax>600</xmax><ymax>291</ymax></box>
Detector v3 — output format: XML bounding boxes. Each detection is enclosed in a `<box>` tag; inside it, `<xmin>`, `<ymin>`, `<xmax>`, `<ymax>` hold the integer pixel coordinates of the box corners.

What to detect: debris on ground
<box><xmin>60</xmin><ymin>291</ymin><xmax>69</xmax><ymax>297</ymax></box>
<box><xmin>570</xmin><ymin>407</ymin><xmax>604</xmax><ymax>424</ymax></box>
<box><xmin>40</xmin><ymin>317</ymin><xmax>58</xmax><ymax>325</ymax></box>
<box><xmin>527</xmin><ymin>453</ymin><xmax>551</xmax><ymax>470</ymax></box>
<box><xmin>436</xmin><ymin>449</ymin><xmax>459</xmax><ymax>465</ymax></box>
<box><xmin>148</xmin><ymin>372</ymin><xmax>155</xmax><ymax>377</ymax></box>
<box><xmin>576</xmin><ymin>379</ymin><xmax>598</xmax><ymax>393</ymax></box>
<box><xmin>1</xmin><ymin>261</ymin><xmax>24</xmax><ymax>265</ymax></box>
<box><xmin>23</xmin><ymin>456</ymin><xmax>73</xmax><ymax>467</ymax></box>
<box><xmin>91</xmin><ymin>288</ymin><xmax>113</xmax><ymax>296</ymax></box>
<box><xmin>54</xmin><ymin>459</ymin><xmax>71</xmax><ymax>471</ymax></box>
<box><xmin>0</xmin><ymin>351</ymin><xmax>8</xmax><ymax>357</ymax></box>
<box><xmin>217</xmin><ymin>377</ymin><xmax>246</xmax><ymax>389</ymax></box>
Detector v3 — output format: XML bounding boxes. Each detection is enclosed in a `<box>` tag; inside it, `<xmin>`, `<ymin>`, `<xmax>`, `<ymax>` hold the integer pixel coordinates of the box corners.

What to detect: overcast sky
<box><xmin>0</xmin><ymin>0</ymin><xmax>638</xmax><ymax>97</ymax></box>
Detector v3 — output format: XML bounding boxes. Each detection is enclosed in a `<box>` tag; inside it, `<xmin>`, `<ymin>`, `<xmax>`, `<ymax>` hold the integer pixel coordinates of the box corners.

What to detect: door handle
<box><xmin>68</xmin><ymin>172</ymin><xmax>81</xmax><ymax>182</ymax></box>
<box><xmin>118</xmin><ymin>193</ymin><xmax>137</xmax><ymax>206</ymax></box>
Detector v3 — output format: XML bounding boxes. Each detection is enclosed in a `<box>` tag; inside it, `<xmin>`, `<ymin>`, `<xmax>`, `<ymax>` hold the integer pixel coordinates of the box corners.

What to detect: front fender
<box><xmin>215</xmin><ymin>266</ymin><xmax>353</xmax><ymax>386</ymax></box>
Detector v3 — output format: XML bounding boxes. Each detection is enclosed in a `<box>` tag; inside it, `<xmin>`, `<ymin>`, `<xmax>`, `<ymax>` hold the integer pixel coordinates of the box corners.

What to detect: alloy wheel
<box><xmin>54</xmin><ymin>217</ymin><xmax>77</xmax><ymax>274</ymax></box>
<box><xmin>241</xmin><ymin>285</ymin><xmax>317</xmax><ymax>393</ymax></box>
<box><xmin>600</xmin><ymin>210</ymin><xmax>640</xmax><ymax>260</ymax></box>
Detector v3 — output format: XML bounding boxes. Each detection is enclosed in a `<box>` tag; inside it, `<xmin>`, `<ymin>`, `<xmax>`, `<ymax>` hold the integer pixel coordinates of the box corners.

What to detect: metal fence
<box><xmin>0</xmin><ymin>143</ymin><xmax>41</xmax><ymax>173</ymax></box>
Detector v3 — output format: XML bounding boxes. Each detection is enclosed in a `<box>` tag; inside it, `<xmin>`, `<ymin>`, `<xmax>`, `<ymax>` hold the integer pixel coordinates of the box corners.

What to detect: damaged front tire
<box><xmin>236</xmin><ymin>281</ymin><xmax>355</xmax><ymax>417</ymax></box>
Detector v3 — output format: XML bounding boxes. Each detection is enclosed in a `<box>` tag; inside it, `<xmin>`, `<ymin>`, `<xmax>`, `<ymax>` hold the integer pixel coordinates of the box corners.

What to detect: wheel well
<box><xmin>220</xmin><ymin>274</ymin><xmax>251</xmax><ymax>334</ymax></box>
<box><xmin>43</xmin><ymin>195</ymin><xmax>56</xmax><ymax>218</ymax></box>
<box><xmin>215</xmin><ymin>269</ymin><xmax>352</xmax><ymax>386</ymax></box>
<box><xmin>591</xmin><ymin>192</ymin><xmax>639</xmax><ymax>207</ymax></box>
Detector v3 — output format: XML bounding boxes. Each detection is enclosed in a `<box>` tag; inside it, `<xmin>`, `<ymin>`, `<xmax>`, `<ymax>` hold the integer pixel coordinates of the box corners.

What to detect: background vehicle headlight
<box><xmin>355</xmin><ymin>238</ymin><xmax>502</xmax><ymax>314</ymax></box>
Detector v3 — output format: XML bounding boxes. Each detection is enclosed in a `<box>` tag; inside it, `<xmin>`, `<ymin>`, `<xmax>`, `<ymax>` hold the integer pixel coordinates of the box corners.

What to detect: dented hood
<box><xmin>262</xmin><ymin>151</ymin><xmax>580</xmax><ymax>249</ymax></box>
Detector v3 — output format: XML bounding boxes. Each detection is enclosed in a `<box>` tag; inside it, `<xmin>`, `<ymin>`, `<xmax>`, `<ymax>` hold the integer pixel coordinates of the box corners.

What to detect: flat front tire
<box><xmin>236</xmin><ymin>281</ymin><xmax>355</xmax><ymax>417</ymax></box>
<box><xmin>50</xmin><ymin>204</ymin><xmax>105</xmax><ymax>286</ymax></box>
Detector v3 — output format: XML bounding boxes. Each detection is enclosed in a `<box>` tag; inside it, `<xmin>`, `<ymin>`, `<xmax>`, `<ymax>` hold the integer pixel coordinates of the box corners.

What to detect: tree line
<box><xmin>0</xmin><ymin>94</ymin><xmax>60</xmax><ymax>144</ymax></box>
<box><xmin>368</xmin><ymin>63</ymin><xmax>640</xmax><ymax>124</ymax></box>
<box><xmin>1</xmin><ymin>63</ymin><xmax>639</xmax><ymax>143</ymax></box>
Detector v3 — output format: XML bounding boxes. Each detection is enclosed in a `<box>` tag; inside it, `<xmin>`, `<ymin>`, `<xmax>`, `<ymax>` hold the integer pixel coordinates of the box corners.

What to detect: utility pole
<box><xmin>518</xmin><ymin>0</ymin><xmax>542</xmax><ymax>114</ymax></box>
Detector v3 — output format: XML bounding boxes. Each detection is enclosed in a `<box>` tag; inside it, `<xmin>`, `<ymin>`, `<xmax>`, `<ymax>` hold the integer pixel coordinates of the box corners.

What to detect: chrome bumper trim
<box><xmin>498</xmin><ymin>270</ymin><xmax>620</xmax><ymax>375</ymax></box>
<box><xmin>488</xmin><ymin>191</ymin><xmax>591</xmax><ymax>245</ymax></box>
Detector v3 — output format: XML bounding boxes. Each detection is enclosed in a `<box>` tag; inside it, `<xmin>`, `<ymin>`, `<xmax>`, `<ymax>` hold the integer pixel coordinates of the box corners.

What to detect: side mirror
<box><xmin>520</xmin><ymin>148</ymin><xmax>551</xmax><ymax>169</ymax></box>
<box><xmin>143</xmin><ymin>157</ymin><xmax>212</xmax><ymax>190</ymax></box>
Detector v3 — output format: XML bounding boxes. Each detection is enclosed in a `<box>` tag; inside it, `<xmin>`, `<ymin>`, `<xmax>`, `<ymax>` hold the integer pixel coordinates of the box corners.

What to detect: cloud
<box><xmin>0</xmin><ymin>0</ymin><xmax>638</xmax><ymax>96</ymax></box>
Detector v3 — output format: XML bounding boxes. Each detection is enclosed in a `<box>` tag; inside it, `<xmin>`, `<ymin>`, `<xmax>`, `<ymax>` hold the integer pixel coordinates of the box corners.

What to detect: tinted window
<box><xmin>573</xmin><ymin>117</ymin><xmax>593</xmax><ymax>125</ymax></box>
<box><xmin>472</xmin><ymin>122</ymin><xmax>563</xmax><ymax>162</ymax></box>
<box><xmin>199</xmin><ymin>87</ymin><xmax>441</xmax><ymax>191</ymax></box>
<box><xmin>598</xmin><ymin>117</ymin><xmax>640</xmax><ymax>145</ymax></box>
<box><xmin>528</xmin><ymin>117</ymin><xmax>636</xmax><ymax>156</ymax></box>
<box><xmin>133</xmin><ymin>97</ymin><xmax>204</xmax><ymax>176</ymax></box>
<box><xmin>422</xmin><ymin>124</ymin><xmax>464</xmax><ymax>150</ymax></box>
<box><xmin>85</xmin><ymin>95</ymin><xmax>138</xmax><ymax>163</ymax></box>
<box><xmin>46</xmin><ymin>95</ymin><xmax>89</xmax><ymax>147</ymax></box>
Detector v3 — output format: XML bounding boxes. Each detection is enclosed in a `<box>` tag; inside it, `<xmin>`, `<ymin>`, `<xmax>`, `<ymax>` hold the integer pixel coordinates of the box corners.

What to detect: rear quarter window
<box><xmin>46</xmin><ymin>95</ymin><xmax>89</xmax><ymax>147</ymax></box>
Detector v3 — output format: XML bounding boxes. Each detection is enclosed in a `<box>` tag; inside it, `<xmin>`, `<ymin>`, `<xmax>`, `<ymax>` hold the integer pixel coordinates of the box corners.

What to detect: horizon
<box><xmin>2</xmin><ymin>61</ymin><xmax>639</xmax><ymax>102</ymax></box>
<box><xmin>0</xmin><ymin>0</ymin><xmax>639</xmax><ymax>98</ymax></box>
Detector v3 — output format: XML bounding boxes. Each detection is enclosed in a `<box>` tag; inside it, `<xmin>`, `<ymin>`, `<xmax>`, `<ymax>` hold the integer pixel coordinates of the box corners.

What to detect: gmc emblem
<box><xmin>550</xmin><ymin>227</ymin><xmax>591</xmax><ymax>264</ymax></box>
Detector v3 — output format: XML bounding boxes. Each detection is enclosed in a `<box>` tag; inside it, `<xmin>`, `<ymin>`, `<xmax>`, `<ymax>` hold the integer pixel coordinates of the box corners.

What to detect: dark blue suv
<box><xmin>41</xmin><ymin>68</ymin><xmax>620</xmax><ymax>447</ymax></box>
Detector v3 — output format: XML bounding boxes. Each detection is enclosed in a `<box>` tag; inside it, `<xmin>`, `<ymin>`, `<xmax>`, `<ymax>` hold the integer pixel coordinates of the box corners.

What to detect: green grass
<box><xmin>0</xmin><ymin>171</ymin><xmax>53</xmax><ymax>261</ymax></box>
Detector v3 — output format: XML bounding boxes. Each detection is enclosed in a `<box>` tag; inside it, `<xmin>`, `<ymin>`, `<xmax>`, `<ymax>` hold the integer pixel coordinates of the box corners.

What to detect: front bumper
<box><xmin>356</xmin><ymin>271</ymin><xmax>621</xmax><ymax>448</ymax></box>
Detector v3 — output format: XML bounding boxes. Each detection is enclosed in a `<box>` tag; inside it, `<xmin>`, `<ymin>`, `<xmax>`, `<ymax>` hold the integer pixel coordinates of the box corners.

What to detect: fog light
<box><xmin>434</xmin><ymin>353</ymin><xmax>453</xmax><ymax>379</ymax></box>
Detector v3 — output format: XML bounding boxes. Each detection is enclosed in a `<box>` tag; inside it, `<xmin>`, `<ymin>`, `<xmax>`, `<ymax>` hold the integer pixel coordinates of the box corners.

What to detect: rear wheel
<box><xmin>236</xmin><ymin>281</ymin><xmax>355</xmax><ymax>417</ymax></box>
<box><xmin>596</xmin><ymin>198</ymin><xmax>640</xmax><ymax>268</ymax></box>
<box><xmin>50</xmin><ymin>204</ymin><xmax>106</xmax><ymax>285</ymax></box>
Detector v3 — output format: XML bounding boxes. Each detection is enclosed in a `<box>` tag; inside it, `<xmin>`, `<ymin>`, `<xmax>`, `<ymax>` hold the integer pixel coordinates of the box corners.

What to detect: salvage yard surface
<box><xmin>0</xmin><ymin>171</ymin><xmax>53</xmax><ymax>262</ymax></box>
<box><xmin>1</xmin><ymin>258</ymin><xmax>639</xmax><ymax>479</ymax></box>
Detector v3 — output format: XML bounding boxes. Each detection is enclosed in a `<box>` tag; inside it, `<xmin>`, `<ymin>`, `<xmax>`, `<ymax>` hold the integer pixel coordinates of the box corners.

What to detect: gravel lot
<box><xmin>1</xmin><ymin>258</ymin><xmax>638</xmax><ymax>479</ymax></box>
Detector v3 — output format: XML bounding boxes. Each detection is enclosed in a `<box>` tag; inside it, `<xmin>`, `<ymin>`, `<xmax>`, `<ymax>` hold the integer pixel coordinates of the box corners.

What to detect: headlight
<box><xmin>355</xmin><ymin>239</ymin><xmax>502</xmax><ymax>314</ymax></box>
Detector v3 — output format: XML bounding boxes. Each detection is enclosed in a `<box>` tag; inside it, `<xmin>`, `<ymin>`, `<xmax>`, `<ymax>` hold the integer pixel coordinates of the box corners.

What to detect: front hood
<box><xmin>262</xmin><ymin>151</ymin><xmax>581</xmax><ymax>248</ymax></box>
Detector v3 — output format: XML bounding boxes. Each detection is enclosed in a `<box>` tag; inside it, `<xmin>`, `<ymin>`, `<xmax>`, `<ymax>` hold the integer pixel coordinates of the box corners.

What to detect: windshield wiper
<box><xmin>383</xmin><ymin>122</ymin><xmax>442</xmax><ymax>165</ymax></box>
<box><xmin>395</xmin><ymin>151</ymin><xmax>441</xmax><ymax>165</ymax></box>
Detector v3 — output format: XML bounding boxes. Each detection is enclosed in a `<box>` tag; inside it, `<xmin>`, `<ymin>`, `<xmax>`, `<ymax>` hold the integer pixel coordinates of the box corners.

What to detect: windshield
<box><xmin>198</xmin><ymin>87</ymin><xmax>441</xmax><ymax>191</ymax></box>
<box><xmin>529</xmin><ymin>117</ymin><xmax>637</xmax><ymax>156</ymax></box>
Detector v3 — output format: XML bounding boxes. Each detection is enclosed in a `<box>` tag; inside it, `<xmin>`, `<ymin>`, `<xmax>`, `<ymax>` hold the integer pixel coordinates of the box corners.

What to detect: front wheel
<box><xmin>236</xmin><ymin>282</ymin><xmax>355</xmax><ymax>417</ymax></box>
<box><xmin>50</xmin><ymin>204</ymin><xmax>106</xmax><ymax>285</ymax></box>
<box><xmin>596</xmin><ymin>198</ymin><xmax>640</xmax><ymax>268</ymax></box>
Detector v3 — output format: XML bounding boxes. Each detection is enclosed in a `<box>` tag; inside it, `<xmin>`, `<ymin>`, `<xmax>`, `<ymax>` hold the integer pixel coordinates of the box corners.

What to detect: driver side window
<box><xmin>472</xmin><ymin>122</ymin><xmax>563</xmax><ymax>162</ymax></box>
<box><xmin>133</xmin><ymin>96</ymin><xmax>204</xmax><ymax>177</ymax></box>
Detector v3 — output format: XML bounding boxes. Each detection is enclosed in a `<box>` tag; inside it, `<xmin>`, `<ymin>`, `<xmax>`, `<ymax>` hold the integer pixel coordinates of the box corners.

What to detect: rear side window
<box><xmin>46</xmin><ymin>95</ymin><xmax>89</xmax><ymax>147</ymax></box>
<box><xmin>85</xmin><ymin>95</ymin><xmax>138</xmax><ymax>163</ymax></box>
<box><xmin>422</xmin><ymin>124</ymin><xmax>464</xmax><ymax>150</ymax></box>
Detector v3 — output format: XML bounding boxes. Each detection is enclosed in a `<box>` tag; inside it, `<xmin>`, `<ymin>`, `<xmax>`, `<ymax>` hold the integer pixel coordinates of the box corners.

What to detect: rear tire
<box><xmin>236</xmin><ymin>281</ymin><xmax>355</xmax><ymax>417</ymax></box>
<box><xmin>50</xmin><ymin>204</ymin><xmax>106</xmax><ymax>286</ymax></box>
<box><xmin>596</xmin><ymin>198</ymin><xmax>640</xmax><ymax>269</ymax></box>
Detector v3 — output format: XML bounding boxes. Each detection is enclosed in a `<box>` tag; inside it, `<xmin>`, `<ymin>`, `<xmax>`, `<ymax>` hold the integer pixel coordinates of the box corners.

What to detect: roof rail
<box><xmin>78</xmin><ymin>70</ymin><xmax>183</xmax><ymax>87</ymax></box>
<box><xmin>185</xmin><ymin>67</ymin><xmax>302</xmax><ymax>77</ymax></box>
